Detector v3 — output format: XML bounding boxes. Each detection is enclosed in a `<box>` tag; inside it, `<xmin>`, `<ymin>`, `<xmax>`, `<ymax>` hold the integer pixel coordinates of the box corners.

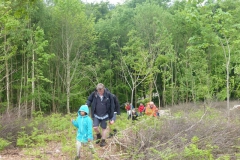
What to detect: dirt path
<box><xmin>0</xmin><ymin>137</ymin><xmax>122</xmax><ymax>160</ymax></box>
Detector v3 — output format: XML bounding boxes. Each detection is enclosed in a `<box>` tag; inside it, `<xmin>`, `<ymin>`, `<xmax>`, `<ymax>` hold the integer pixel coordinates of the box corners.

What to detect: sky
<box><xmin>83</xmin><ymin>0</ymin><xmax>125</xmax><ymax>5</ymax></box>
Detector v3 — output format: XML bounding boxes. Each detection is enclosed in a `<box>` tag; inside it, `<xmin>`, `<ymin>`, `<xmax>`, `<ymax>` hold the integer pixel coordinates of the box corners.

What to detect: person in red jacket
<box><xmin>138</xmin><ymin>103</ymin><xmax>145</xmax><ymax>116</ymax></box>
<box><xmin>125</xmin><ymin>102</ymin><xmax>131</xmax><ymax>116</ymax></box>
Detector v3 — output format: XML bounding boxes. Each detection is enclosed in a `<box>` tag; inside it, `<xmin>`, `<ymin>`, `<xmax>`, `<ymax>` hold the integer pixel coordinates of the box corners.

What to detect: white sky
<box><xmin>83</xmin><ymin>0</ymin><xmax>125</xmax><ymax>5</ymax></box>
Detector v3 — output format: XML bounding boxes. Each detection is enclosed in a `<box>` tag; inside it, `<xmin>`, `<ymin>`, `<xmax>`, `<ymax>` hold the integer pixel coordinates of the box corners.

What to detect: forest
<box><xmin>1</xmin><ymin>0</ymin><xmax>240</xmax><ymax>159</ymax></box>
<box><xmin>1</xmin><ymin>0</ymin><xmax>240</xmax><ymax>116</ymax></box>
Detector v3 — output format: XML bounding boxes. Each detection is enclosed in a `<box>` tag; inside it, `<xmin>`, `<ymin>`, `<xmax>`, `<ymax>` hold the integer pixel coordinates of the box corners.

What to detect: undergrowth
<box><xmin>1</xmin><ymin>102</ymin><xmax>240</xmax><ymax>159</ymax></box>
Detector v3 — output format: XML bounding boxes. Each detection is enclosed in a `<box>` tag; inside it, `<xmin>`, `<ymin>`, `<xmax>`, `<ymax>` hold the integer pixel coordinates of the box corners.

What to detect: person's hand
<box><xmin>109</xmin><ymin>120</ymin><xmax>114</xmax><ymax>125</ymax></box>
<box><xmin>88</xmin><ymin>139</ymin><xmax>91</xmax><ymax>142</ymax></box>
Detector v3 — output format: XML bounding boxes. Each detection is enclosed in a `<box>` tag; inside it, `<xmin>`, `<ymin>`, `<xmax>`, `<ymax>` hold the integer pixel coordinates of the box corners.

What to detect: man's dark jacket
<box><xmin>86</xmin><ymin>89</ymin><xmax>115</xmax><ymax>120</ymax></box>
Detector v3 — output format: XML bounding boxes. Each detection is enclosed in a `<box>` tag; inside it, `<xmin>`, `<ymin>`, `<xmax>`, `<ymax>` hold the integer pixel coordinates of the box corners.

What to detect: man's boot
<box><xmin>108</xmin><ymin>133</ymin><xmax>113</xmax><ymax>138</ymax></box>
<box><xmin>100</xmin><ymin>139</ymin><xmax>106</xmax><ymax>147</ymax></box>
<box><xmin>113</xmin><ymin>129</ymin><xmax>117</xmax><ymax>136</ymax></box>
<box><xmin>96</xmin><ymin>133</ymin><xmax>101</xmax><ymax>144</ymax></box>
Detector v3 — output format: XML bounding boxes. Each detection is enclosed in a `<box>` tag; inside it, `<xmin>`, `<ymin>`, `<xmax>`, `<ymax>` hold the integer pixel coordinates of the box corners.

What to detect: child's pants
<box><xmin>76</xmin><ymin>140</ymin><xmax>95</xmax><ymax>157</ymax></box>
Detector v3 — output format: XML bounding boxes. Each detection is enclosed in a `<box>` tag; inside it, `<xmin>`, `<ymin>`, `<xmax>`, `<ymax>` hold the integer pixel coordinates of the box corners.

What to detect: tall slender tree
<box><xmin>51</xmin><ymin>0</ymin><xmax>95</xmax><ymax>113</ymax></box>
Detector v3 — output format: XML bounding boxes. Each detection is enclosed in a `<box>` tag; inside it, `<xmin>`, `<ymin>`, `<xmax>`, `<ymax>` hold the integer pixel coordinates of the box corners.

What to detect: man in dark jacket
<box><xmin>86</xmin><ymin>83</ymin><xmax>115</xmax><ymax>147</ymax></box>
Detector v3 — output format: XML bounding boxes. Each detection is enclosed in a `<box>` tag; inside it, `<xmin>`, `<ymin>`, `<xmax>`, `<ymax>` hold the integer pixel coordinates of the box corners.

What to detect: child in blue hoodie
<box><xmin>71</xmin><ymin>105</ymin><xmax>94</xmax><ymax>159</ymax></box>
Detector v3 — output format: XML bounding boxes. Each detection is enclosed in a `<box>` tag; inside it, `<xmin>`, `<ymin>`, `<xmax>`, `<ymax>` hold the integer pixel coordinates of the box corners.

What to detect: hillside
<box><xmin>1</xmin><ymin>101</ymin><xmax>240</xmax><ymax>160</ymax></box>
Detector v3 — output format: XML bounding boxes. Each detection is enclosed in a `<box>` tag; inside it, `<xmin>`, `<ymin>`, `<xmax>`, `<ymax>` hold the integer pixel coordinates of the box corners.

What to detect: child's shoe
<box><xmin>89</xmin><ymin>143</ymin><xmax>96</xmax><ymax>153</ymax></box>
<box><xmin>96</xmin><ymin>133</ymin><xmax>101</xmax><ymax>144</ymax></box>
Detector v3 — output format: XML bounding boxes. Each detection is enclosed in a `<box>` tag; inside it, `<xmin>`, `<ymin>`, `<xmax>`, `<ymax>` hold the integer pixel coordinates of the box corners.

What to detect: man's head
<box><xmin>96</xmin><ymin>83</ymin><xmax>105</xmax><ymax>95</ymax></box>
<box><xmin>149</xmin><ymin>101</ymin><xmax>154</xmax><ymax>108</ymax></box>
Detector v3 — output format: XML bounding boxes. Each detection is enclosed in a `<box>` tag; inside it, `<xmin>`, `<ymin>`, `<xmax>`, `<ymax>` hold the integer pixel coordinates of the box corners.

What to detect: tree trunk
<box><xmin>31</xmin><ymin>51</ymin><xmax>35</xmax><ymax>118</ymax></box>
<box><xmin>52</xmin><ymin>69</ymin><xmax>57</xmax><ymax>113</ymax></box>
<box><xmin>66</xmin><ymin>39</ymin><xmax>70</xmax><ymax>114</ymax></box>
<box><xmin>153</xmin><ymin>75</ymin><xmax>160</xmax><ymax>109</ymax></box>
<box><xmin>18</xmin><ymin>54</ymin><xmax>24</xmax><ymax>117</ymax></box>
<box><xmin>220</xmin><ymin>37</ymin><xmax>231</xmax><ymax>121</ymax></box>
<box><xmin>171</xmin><ymin>60</ymin><xmax>174</xmax><ymax>106</ymax></box>
<box><xmin>4</xmin><ymin>34</ymin><xmax>10</xmax><ymax>117</ymax></box>
<box><xmin>25</xmin><ymin>52</ymin><xmax>29</xmax><ymax>118</ymax></box>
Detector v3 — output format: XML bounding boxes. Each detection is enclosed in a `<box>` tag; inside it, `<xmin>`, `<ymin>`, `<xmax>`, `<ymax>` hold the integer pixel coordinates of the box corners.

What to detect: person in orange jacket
<box><xmin>145</xmin><ymin>101</ymin><xmax>158</xmax><ymax>117</ymax></box>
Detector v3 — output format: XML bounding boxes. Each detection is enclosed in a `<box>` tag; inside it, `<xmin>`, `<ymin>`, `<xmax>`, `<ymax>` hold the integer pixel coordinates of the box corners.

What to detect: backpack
<box><xmin>112</xmin><ymin>94</ymin><xmax>121</xmax><ymax>115</ymax></box>
<box><xmin>100</xmin><ymin>88</ymin><xmax>121</xmax><ymax>115</ymax></box>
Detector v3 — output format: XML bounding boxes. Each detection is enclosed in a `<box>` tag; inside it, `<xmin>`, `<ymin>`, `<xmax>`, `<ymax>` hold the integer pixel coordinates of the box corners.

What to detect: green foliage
<box><xmin>0</xmin><ymin>105</ymin><xmax>237</xmax><ymax>158</ymax></box>
<box><xmin>22</xmin><ymin>147</ymin><xmax>42</xmax><ymax>159</ymax></box>
<box><xmin>1</xmin><ymin>0</ymin><xmax>240</xmax><ymax>117</ymax></box>
<box><xmin>16</xmin><ymin>112</ymin><xmax>72</xmax><ymax>148</ymax></box>
<box><xmin>173</xmin><ymin>111</ymin><xmax>184</xmax><ymax>118</ymax></box>
<box><xmin>85</xmin><ymin>1</ymin><xmax>112</xmax><ymax>22</ymax></box>
<box><xmin>48</xmin><ymin>113</ymin><xmax>72</xmax><ymax>131</ymax></box>
<box><xmin>1</xmin><ymin>0</ymin><xmax>240</xmax><ymax>155</ymax></box>
<box><xmin>17</xmin><ymin>128</ymin><xmax>33</xmax><ymax>147</ymax></box>
<box><xmin>149</xmin><ymin>147</ymin><xmax>178</xmax><ymax>160</ymax></box>
<box><xmin>183</xmin><ymin>136</ymin><xmax>214</xmax><ymax>160</ymax></box>
<box><xmin>216</xmin><ymin>155</ymin><xmax>231</xmax><ymax>160</ymax></box>
<box><xmin>114</xmin><ymin>114</ymin><xmax>132</xmax><ymax>130</ymax></box>
<box><xmin>0</xmin><ymin>138</ymin><xmax>10</xmax><ymax>151</ymax></box>
<box><xmin>61</xmin><ymin>143</ymin><xmax>75</xmax><ymax>159</ymax></box>
<box><xmin>137</xmin><ymin>98</ymin><xmax>150</xmax><ymax>105</ymax></box>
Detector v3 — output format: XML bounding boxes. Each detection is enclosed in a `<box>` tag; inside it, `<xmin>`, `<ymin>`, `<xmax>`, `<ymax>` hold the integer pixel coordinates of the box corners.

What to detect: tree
<box><xmin>0</xmin><ymin>1</ymin><xmax>19</xmax><ymax>115</ymax></box>
<box><xmin>120</xmin><ymin>30</ymin><xmax>156</xmax><ymax>106</ymax></box>
<box><xmin>212</xmin><ymin>7</ymin><xmax>240</xmax><ymax>119</ymax></box>
<box><xmin>52</xmin><ymin>0</ymin><xmax>95</xmax><ymax>113</ymax></box>
<box><xmin>132</xmin><ymin>2</ymin><xmax>175</xmax><ymax>106</ymax></box>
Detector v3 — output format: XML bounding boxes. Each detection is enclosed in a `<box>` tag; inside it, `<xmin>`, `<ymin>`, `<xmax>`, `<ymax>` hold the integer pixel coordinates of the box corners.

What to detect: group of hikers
<box><xmin>71</xmin><ymin>83</ymin><xmax>160</xmax><ymax>159</ymax></box>
<box><xmin>125</xmin><ymin>101</ymin><xmax>159</xmax><ymax>120</ymax></box>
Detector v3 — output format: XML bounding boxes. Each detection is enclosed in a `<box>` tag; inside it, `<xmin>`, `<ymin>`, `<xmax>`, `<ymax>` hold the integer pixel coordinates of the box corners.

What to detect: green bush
<box><xmin>183</xmin><ymin>136</ymin><xmax>214</xmax><ymax>160</ymax></box>
<box><xmin>0</xmin><ymin>138</ymin><xmax>10</xmax><ymax>151</ymax></box>
<box><xmin>17</xmin><ymin>128</ymin><xmax>32</xmax><ymax>147</ymax></box>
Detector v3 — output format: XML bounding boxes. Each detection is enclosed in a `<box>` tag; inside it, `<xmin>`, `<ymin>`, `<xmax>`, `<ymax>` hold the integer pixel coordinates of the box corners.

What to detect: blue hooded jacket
<box><xmin>72</xmin><ymin>105</ymin><xmax>93</xmax><ymax>143</ymax></box>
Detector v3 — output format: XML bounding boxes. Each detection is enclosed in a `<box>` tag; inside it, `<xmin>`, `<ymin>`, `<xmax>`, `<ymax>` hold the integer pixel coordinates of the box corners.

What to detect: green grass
<box><xmin>1</xmin><ymin>105</ymin><xmax>240</xmax><ymax>159</ymax></box>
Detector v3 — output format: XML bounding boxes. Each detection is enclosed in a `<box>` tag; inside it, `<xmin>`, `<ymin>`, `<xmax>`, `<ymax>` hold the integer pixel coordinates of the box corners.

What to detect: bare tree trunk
<box><xmin>18</xmin><ymin>54</ymin><xmax>24</xmax><ymax>118</ymax></box>
<box><xmin>66</xmin><ymin>39</ymin><xmax>70</xmax><ymax>114</ymax></box>
<box><xmin>4</xmin><ymin>34</ymin><xmax>10</xmax><ymax>117</ymax></box>
<box><xmin>31</xmin><ymin>51</ymin><xmax>35</xmax><ymax>118</ymax></box>
<box><xmin>52</xmin><ymin>68</ymin><xmax>57</xmax><ymax>113</ymax></box>
<box><xmin>171</xmin><ymin>60</ymin><xmax>174</xmax><ymax>106</ymax></box>
<box><xmin>162</xmin><ymin>66</ymin><xmax>167</xmax><ymax>107</ymax></box>
<box><xmin>131</xmin><ymin>88</ymin><xmax>134</xmax><ymax>107</ymax></box>
<box><xmin>220</xmin><ymin>38</ymin><xmax>230</xmax><ymax>121</ymax></box>
<box><xmin>149</xmin><ymin>80</ymin><xmax>153</xmax><ymax>101</ymax></box>
<box><xmin>186</xmin><ymin>62</ymin><xmax>189</xmax><ymax>104</ymax></box>
<box><xmin>134</xmin><ymin>83</ymin><xmax>137</xmax><ymax>108</ymax></box>
<box><xmin>153</xmin><ymin>75</ymin><xmax>160</xmax><ymax>109</ymax></box>
<box><xmin>37</xmin><ymin>80</ymin><xmax>41</xmax><ymax>112</ymax></box>
<box><xmin>226</xmin><ymin>58</ymin><xmax>230</xmax><ymax>120</ymax></box>
<box><xmin>25</xmin><ymin>53</ymin><xmax>29</xmax><ymax>118</ymax></box>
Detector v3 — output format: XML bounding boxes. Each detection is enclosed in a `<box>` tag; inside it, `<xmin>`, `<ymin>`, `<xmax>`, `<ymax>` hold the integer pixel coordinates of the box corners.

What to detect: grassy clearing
<box><xmin>1</xmin><ymin>102</ymin><xmax>240</xmax><ymax>159</ymax></box>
